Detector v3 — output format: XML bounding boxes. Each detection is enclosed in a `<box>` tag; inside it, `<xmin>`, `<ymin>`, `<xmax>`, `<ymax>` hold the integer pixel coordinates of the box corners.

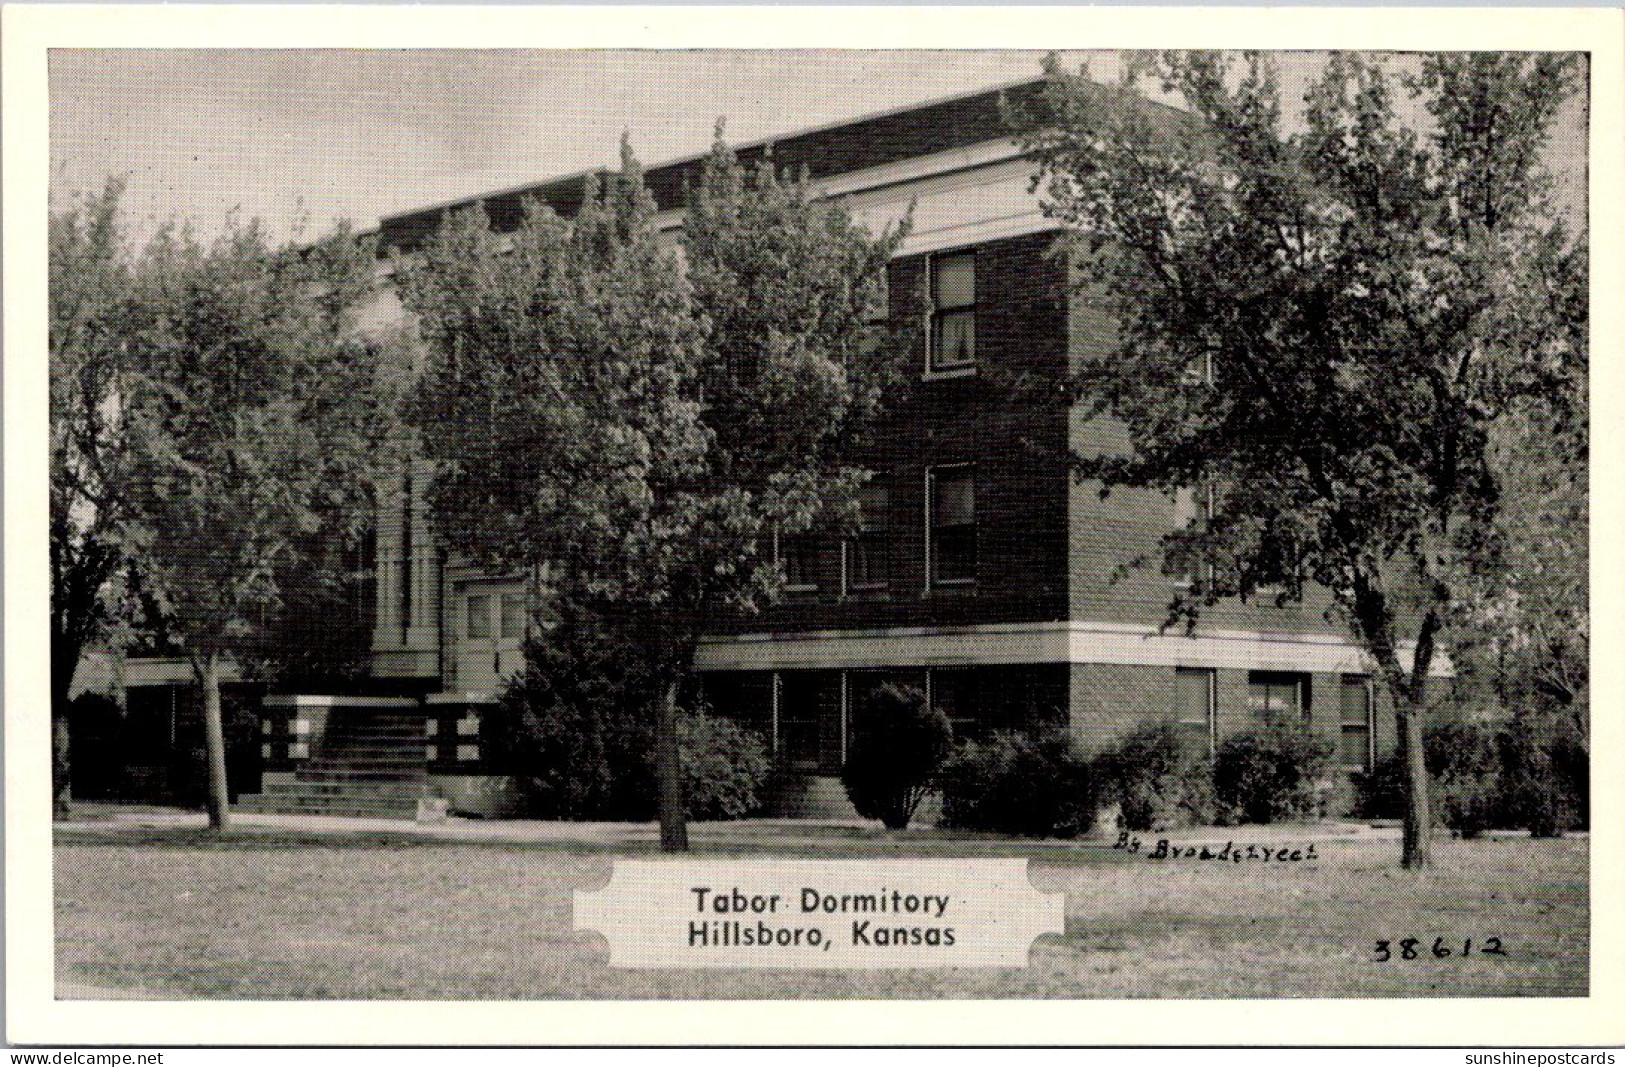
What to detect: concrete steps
<box><xmin>237</xmin><ymin>705</ymin><xmax>432</xmax><ymax>819</ymax></box>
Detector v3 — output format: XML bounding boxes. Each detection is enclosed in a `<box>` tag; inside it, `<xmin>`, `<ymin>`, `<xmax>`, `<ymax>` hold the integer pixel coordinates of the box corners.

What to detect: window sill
<box><xmin>923</xmin><ymin>364</ymin><xmax>977</xmax><ymax>382</ymax></box>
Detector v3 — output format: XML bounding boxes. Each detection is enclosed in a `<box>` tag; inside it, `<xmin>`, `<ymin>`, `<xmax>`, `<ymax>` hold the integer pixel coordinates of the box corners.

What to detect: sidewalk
<box><xmin>53</xmin><ymin>802</ymin><xmax>1404</xmax><ymax>854</ymax></box>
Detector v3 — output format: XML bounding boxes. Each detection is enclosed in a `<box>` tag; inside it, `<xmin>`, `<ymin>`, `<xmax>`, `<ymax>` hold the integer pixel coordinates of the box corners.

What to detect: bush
<box><xmin>66</xmin><ymin>692</ymin><xmax>125</xmax><ymax>802</ymax></box>
<box><xmin>1092</xmin><ymin>721</ymin><xmax>1217</xmax><ymax>831</ymax></box>
<box><xmin>841</xmin><ymin>684</ymin><xmax>954</xmax><ymax>829</ymax></box>
<box><xmin>1492</xmin><ymin>710</ymin><xmax>1587</xmax><ymax>837</ymax></box>
<box><xmin>1352</xmin><ymin>713</ymin><xmax>1589</xmax><ymax>837</ymax></box>
<box><xmin>938</xmin><ymin>729</ymin><xmax>1097</xmax><ymax>838</ymax></box>
<box><xmin>1425</xmin><ymin>718</ymin><xmax>1501</xmax><ymax>838</ymax></box>
<box><xmin>1351</xmin><ymin>749</ymin><xmax>1409</xmax><ymax>821</ymax></box>
<box><xmin>679</xmin><ymin>710</ymin><xmax>771</xmax><ymax>821</ymax></box>
<box><xmin>483</xmin><ymin>608</ymin><xmax>659</xmax><ymax>820</ymax></box>
<box><xmin>1213</xmin><ymin>717</ymin><xmax>1332</xmax><ymax>825</ymax></box>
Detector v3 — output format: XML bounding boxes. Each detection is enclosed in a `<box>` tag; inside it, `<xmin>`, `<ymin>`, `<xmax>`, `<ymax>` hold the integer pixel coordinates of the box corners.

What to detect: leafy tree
<box><xmin>1014</xmin><ymin>52</ymin><xmax>1585</xmax><ymax>867</ymax></box>
<box><xmin>117</xmin><ymin>216</ymin><xmax>388</xmax><ymax>829</ymax></box>
<box><xmin>49</xmin><ymin>180</ymin><xmax>144</xmax><ymax>817</ymax></box>
<box><xmin>400</xmin><ymin>134</ymin><xmax>904</xmax><ymax>850</ymax></box>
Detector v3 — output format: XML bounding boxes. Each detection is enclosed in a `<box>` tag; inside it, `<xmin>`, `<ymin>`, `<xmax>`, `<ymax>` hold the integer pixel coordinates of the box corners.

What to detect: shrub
<box><xmin>1425</xmin><ymin>718</ymin><xmax>1501</xmax><ymax>838</ymax></box>
<box><xmin>1092</xmin><ymin>721</ymin><xmax>1217</xmax><ymax>831</ymax></box>
<box><xmin>841</xmin><ymin>684</ymin><xmax>954</xmax><ymax>829</ymax></box>
<box><xmin>1213</xmin><ymin>717</ymin><xmax>1332</xmax><ymax>825</ymax></box>
<box><xmin>66</xmin><ymin>692</ymin><xmax>124</xmax><ymax>802</ymax></box>
<box><xmin>484</xmin><ymin>611</ymin><xmax>659</xmax><ymax>820</ymax></box>
<box><xmin>938</xmin><ymin>729</ymin><xmax>1097</xmax><ymax>838</ymax></box>
<box><xmin>1353</xmin><ymin>713</ymin><xmax>1590</xmax><ymax>836</ymax></box>
<box><xmin>679</xmin><ymin>710</ymin><xmax>771</xmax><ymax>821</ymax></box>
<box><xmin>1351</xmin><ymin>749</ymin><xmax>1409</xmax><ymax>821</ymax></box>
<box><xmin>1492</xmin><ymin>710</ymin><xmax>1587</xmax><ymax>837</ymax></box>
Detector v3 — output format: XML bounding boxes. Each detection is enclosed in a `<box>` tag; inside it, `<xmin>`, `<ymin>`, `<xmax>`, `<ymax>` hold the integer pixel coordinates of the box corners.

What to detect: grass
<box><xmin>54</xmin><ymin>825</ymin><xmax>1587</xmax><ymax>999</ymax></box>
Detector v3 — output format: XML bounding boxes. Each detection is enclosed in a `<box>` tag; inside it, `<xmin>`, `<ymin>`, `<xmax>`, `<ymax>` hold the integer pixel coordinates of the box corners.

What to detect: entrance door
<box><xmin>450</xmin><ymin>580</ymin><xmax>527</xmax><ymax>695</ymax></box>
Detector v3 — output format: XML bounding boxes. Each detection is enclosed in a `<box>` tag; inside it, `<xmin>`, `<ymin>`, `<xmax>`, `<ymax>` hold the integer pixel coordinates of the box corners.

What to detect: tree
<box><xmin>49</xmin><ymin>181</ymin><xmax>156</xmax><ymax>817</ymax></box>
<box><xmin>400</xmin><ymin>134</ymin><xmax>904</xmax><ymax>850</ymax></box>
<box><xmin>1013</xmin><ymin>52</ymin><xmax>1585</xmax><ymax>867</ymax></box>
<box><xmin>118</xmin><ymin>216</ymin><xmax>388</xmax><ymax>829</ymax></box>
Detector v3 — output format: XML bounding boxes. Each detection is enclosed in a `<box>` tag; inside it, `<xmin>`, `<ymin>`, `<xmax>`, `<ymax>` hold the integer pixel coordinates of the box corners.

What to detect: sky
<box><xmin>49</xmin><ymin>50</ymin><xmax>1586</xmax><ymax>245</ymax></box>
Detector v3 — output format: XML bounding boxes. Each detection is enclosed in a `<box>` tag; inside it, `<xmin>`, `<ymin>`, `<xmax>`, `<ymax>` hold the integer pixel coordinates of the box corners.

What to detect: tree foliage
<box><xmin>399</xmin><ymin>133</ymin><xmax>906</xmax><ymax>849</ymax></box>
<box><xmin>1014</xmin><ymin>51</ymin><xmax>1586</xmax><ymax>867</ymax></box>
<box><xmin>49</xmin><ymin>180</ymin><xmax>140</xmax><ymax>814</ymax></box>
<box><xmin>112</xmin><ymin>214</ymin><xmax>390</xmax><ymax>826</ymax></box>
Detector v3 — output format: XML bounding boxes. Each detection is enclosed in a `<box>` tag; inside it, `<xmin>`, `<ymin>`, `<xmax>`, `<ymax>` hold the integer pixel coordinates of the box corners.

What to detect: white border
<box><xmin>6</xmin><ymin>7</ymin><xmax>1622</xmax><ymax>1048</ymax></box>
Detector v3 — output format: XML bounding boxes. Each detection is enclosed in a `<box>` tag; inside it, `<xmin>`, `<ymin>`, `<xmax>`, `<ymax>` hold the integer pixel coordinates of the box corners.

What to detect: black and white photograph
<box><xmin>5</xmin><ymin>4</ymin><xmax>1620</xmax><ymax>1048</ymax></box>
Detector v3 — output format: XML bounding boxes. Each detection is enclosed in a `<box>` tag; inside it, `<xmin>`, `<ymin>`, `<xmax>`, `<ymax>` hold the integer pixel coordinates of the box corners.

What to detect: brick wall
<box><xmin>713</xmin><ymin>230</ymin><xmax>1072</xmax><ymax>636</ymax></box>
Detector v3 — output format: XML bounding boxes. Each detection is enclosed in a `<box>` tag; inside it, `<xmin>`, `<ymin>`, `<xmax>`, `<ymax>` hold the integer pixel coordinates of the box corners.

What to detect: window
<box><xmin>930</xmin><ymin>668</ymin><xmax>987</xmax><ymax>742</ymax></box>
<box><xmin>846</xmin><ymin>481</ymin><xmax>890</xmax><ymax>592</ymax></box>
<box><xmin>776</xmin><ymin>671</ymin><xmax>843</xmax><ymax>774</ymax></box>
<box><xmin>1174</xmin><ymin>667</ymin><xmax>1216</xmax><ymax>757</ymax></box>
<box><xmin>466</xmin><ymin>593</ymin><xmax>491</xmax><ymax>639</ymax></box>
<box><xmin>1338</xmin><ymin>674</ymin><xmax>1375</xmax><ymax>770</ymax></box>
<box><xmin>779</xmin><ymin>531</ymin><xmax>822</xmax><ymax>593</ymax></box>
<box><xmin>928</xmin><ymin>465</ymin><xmax>976</xmax><ymax>585</ymax></box>
<box><xmin>399</xmin><ymin>468</ymin><xmax>413</xmax><ymax>640</ymax></box>
<box><xmin>929</xmin><ymin>251</ymin><xmax>975</xmax><ymax>373</ymax></box>
<box><xmin>1171</xmin><ymin>483</ymin><xmax>1215</xmax><ymax>586</ymax></box>
<box><xmin>1248</xmin><ymin>671</ymin><xmax>1310</xmax><ymax>723</ymax></box>
<box><xmin>500</xmin><ymin>593</ymin><xmax>527</xmax><ymax>642</ymax></box>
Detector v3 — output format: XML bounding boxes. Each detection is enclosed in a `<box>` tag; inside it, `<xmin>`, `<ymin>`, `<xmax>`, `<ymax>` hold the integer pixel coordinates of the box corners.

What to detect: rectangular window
<box><xmin>929</xmin><ymin>668</ymin><xmax>982</xmax><ymax>742</ymax></box>
<box><xmin>929</xmin><ymin>251</ymin><xmax>976</xmax><ymax>373</ymax></box>
<box><xmin>776</xmin><ymin>671</ymin><xmax>844</xmax><ymax>774</ymax></box>
<box><xmin>1338</xmin><ymin>674</ymin><xmax>1375</xmax><ymax>770</ymax></box>
<box><xmin>1247</xmin><ymin>671</ymin><xmax>1310</xmax><ymax>723</ymax></box>
<box><xmin>1171</xmin><ymin>484</ymin><xmax>1215</xmax><ymax>586</ymax></box>
<box><xmin>779</xmin><ymin>532</ymin><xmax>821</xmax><ymax>593</ymax></box>
<box><xmin>466</xmin><ymin>593</ymin><xmax>491</xmax><ymax>639</ymax></box>
<box><xmin>499</xmin><ymin>593</ymin><xmax>526</xmax><ymax>641</ymax></box>
<box><xmin>846</xmin><ymin>481</ymin><xmax>890</xmax><ymax>592</ymax></box>
<box><xmin>1174</xmin><ymin>667</ymin><xmax>1217</xmax><ymax>757</ymax></box>
<box><xmin>928</xmin><ymin>465</ymin><xmax>976</xmax><ymax>586</ymax></box>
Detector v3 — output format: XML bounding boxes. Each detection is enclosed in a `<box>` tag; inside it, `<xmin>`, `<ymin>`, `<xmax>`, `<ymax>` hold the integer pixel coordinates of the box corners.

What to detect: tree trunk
<box><xmin>1398</xmin><ymin>691</ymin><xmax>1433</xmax><ymax>870</ymax></box>
<box><xmin>654</xmin><ymin>672</ymin><xmax>688</xmax><ymax>852</ymax></box>
<box><xmin>51</xmin><ymin>642</ymin><xmax>76</xmax><ymax>819</ymax></box>
<box><xmin>198</xmin><ymin>653</ymin><xmax>232</xmax><ymax>831</ymax></box>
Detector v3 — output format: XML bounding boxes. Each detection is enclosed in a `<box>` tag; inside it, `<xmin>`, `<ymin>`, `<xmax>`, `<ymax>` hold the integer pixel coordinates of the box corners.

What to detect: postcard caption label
<box><xmin>574</xmin><ymin>859</ymin><xmax>1062</xmax><ymax>968</ymax></box>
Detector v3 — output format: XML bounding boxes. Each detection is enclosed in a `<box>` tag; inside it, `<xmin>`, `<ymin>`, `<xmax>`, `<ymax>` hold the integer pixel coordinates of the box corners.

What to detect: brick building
<box><xmin>130</xmin><ymin>77</ymin><xmax>1433</xmax><ymax>818</ymax></box>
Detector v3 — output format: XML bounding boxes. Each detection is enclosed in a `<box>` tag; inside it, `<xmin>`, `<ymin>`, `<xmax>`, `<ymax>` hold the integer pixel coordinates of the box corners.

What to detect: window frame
<box><xmin>926</xmin><ymin>463</ymin><xmax>977</xmax><ymax>588</ymax></box>
<box><xmin>843</xmin><ymin>480</ymin><xmax>891</xmax><ymax>595</ymax></box>
<box><xmin>1337</xmin><ymin>673</ymin><xmax>1377</xmax><ymax>772</ymax></box>
<box><xmin>1171</xmin><ymin>482</ymin><xmax>1217</xmax><ymax>589</ymax></box>
<box><xmin>1247</xmin><ymin>670</ymin><xmax>1312</xmax><ymax>724</ymax></box>
<box><xmin>1173</xmin><ymin>666</ymin><xmax>1218</xmax><ymax>759</ymax></box>
<box><xmin>926</xmin><ymin>249</ymin><xmax>977</xmax><ymax>377</ymax></box>
<box><xmin>773</xmin><ymin>526</ymin><xmax>823</xmax><ymax>595</ymax></box>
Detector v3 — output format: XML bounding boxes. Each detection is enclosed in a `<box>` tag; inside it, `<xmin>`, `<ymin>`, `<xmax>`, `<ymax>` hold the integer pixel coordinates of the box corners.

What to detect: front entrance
<box><xmin>449</xmin><ymin>580</ymin><xmax>527</xmax><ymax>695</ymax></box>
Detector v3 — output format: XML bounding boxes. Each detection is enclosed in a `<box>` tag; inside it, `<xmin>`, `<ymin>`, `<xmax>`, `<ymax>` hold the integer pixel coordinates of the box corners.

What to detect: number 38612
<box><xmin>1372</xmin><ymin>937</ymin><xmax>1506</xmax><ymax>961</ymax></box>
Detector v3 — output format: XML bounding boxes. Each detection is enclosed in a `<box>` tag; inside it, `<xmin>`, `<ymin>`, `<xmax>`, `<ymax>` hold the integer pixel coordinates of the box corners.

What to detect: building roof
<box><xmin>376</xmin><ymin>76</ymin><xmax>1057</xmax><ymax>255</ymax></box>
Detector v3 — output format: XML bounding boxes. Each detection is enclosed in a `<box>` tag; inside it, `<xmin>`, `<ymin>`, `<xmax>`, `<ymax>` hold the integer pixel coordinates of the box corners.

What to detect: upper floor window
<box><xmin>929</xmin><ymin>251</ymin><xmax>976</xmax><ymax>373</ymax></box>
<box><xmin>845</xmin><ymin>481</ymin><xmax>890</xmax><ymax>593</ymax></box>
<box><xmin>1172</xmin><ymin>483</ymin><xmax>1216</xmax><ymax>586</ymax></box>
<box><xmin>928</xmin><ymin>464</ymin><xmax>976</xmax><ymax>586</ymax></box>
<box><xmin>779</xmin><ymin>531</ymin><xmax>822</xmax><ymax>594</ymax></box>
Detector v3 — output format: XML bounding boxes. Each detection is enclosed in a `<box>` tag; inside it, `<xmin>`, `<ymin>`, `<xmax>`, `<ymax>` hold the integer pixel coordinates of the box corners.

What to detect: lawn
<box><xmin>54</xmin><ymin>824</ymin><xmax>1587</xmax><ymax>999</ymax></box>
